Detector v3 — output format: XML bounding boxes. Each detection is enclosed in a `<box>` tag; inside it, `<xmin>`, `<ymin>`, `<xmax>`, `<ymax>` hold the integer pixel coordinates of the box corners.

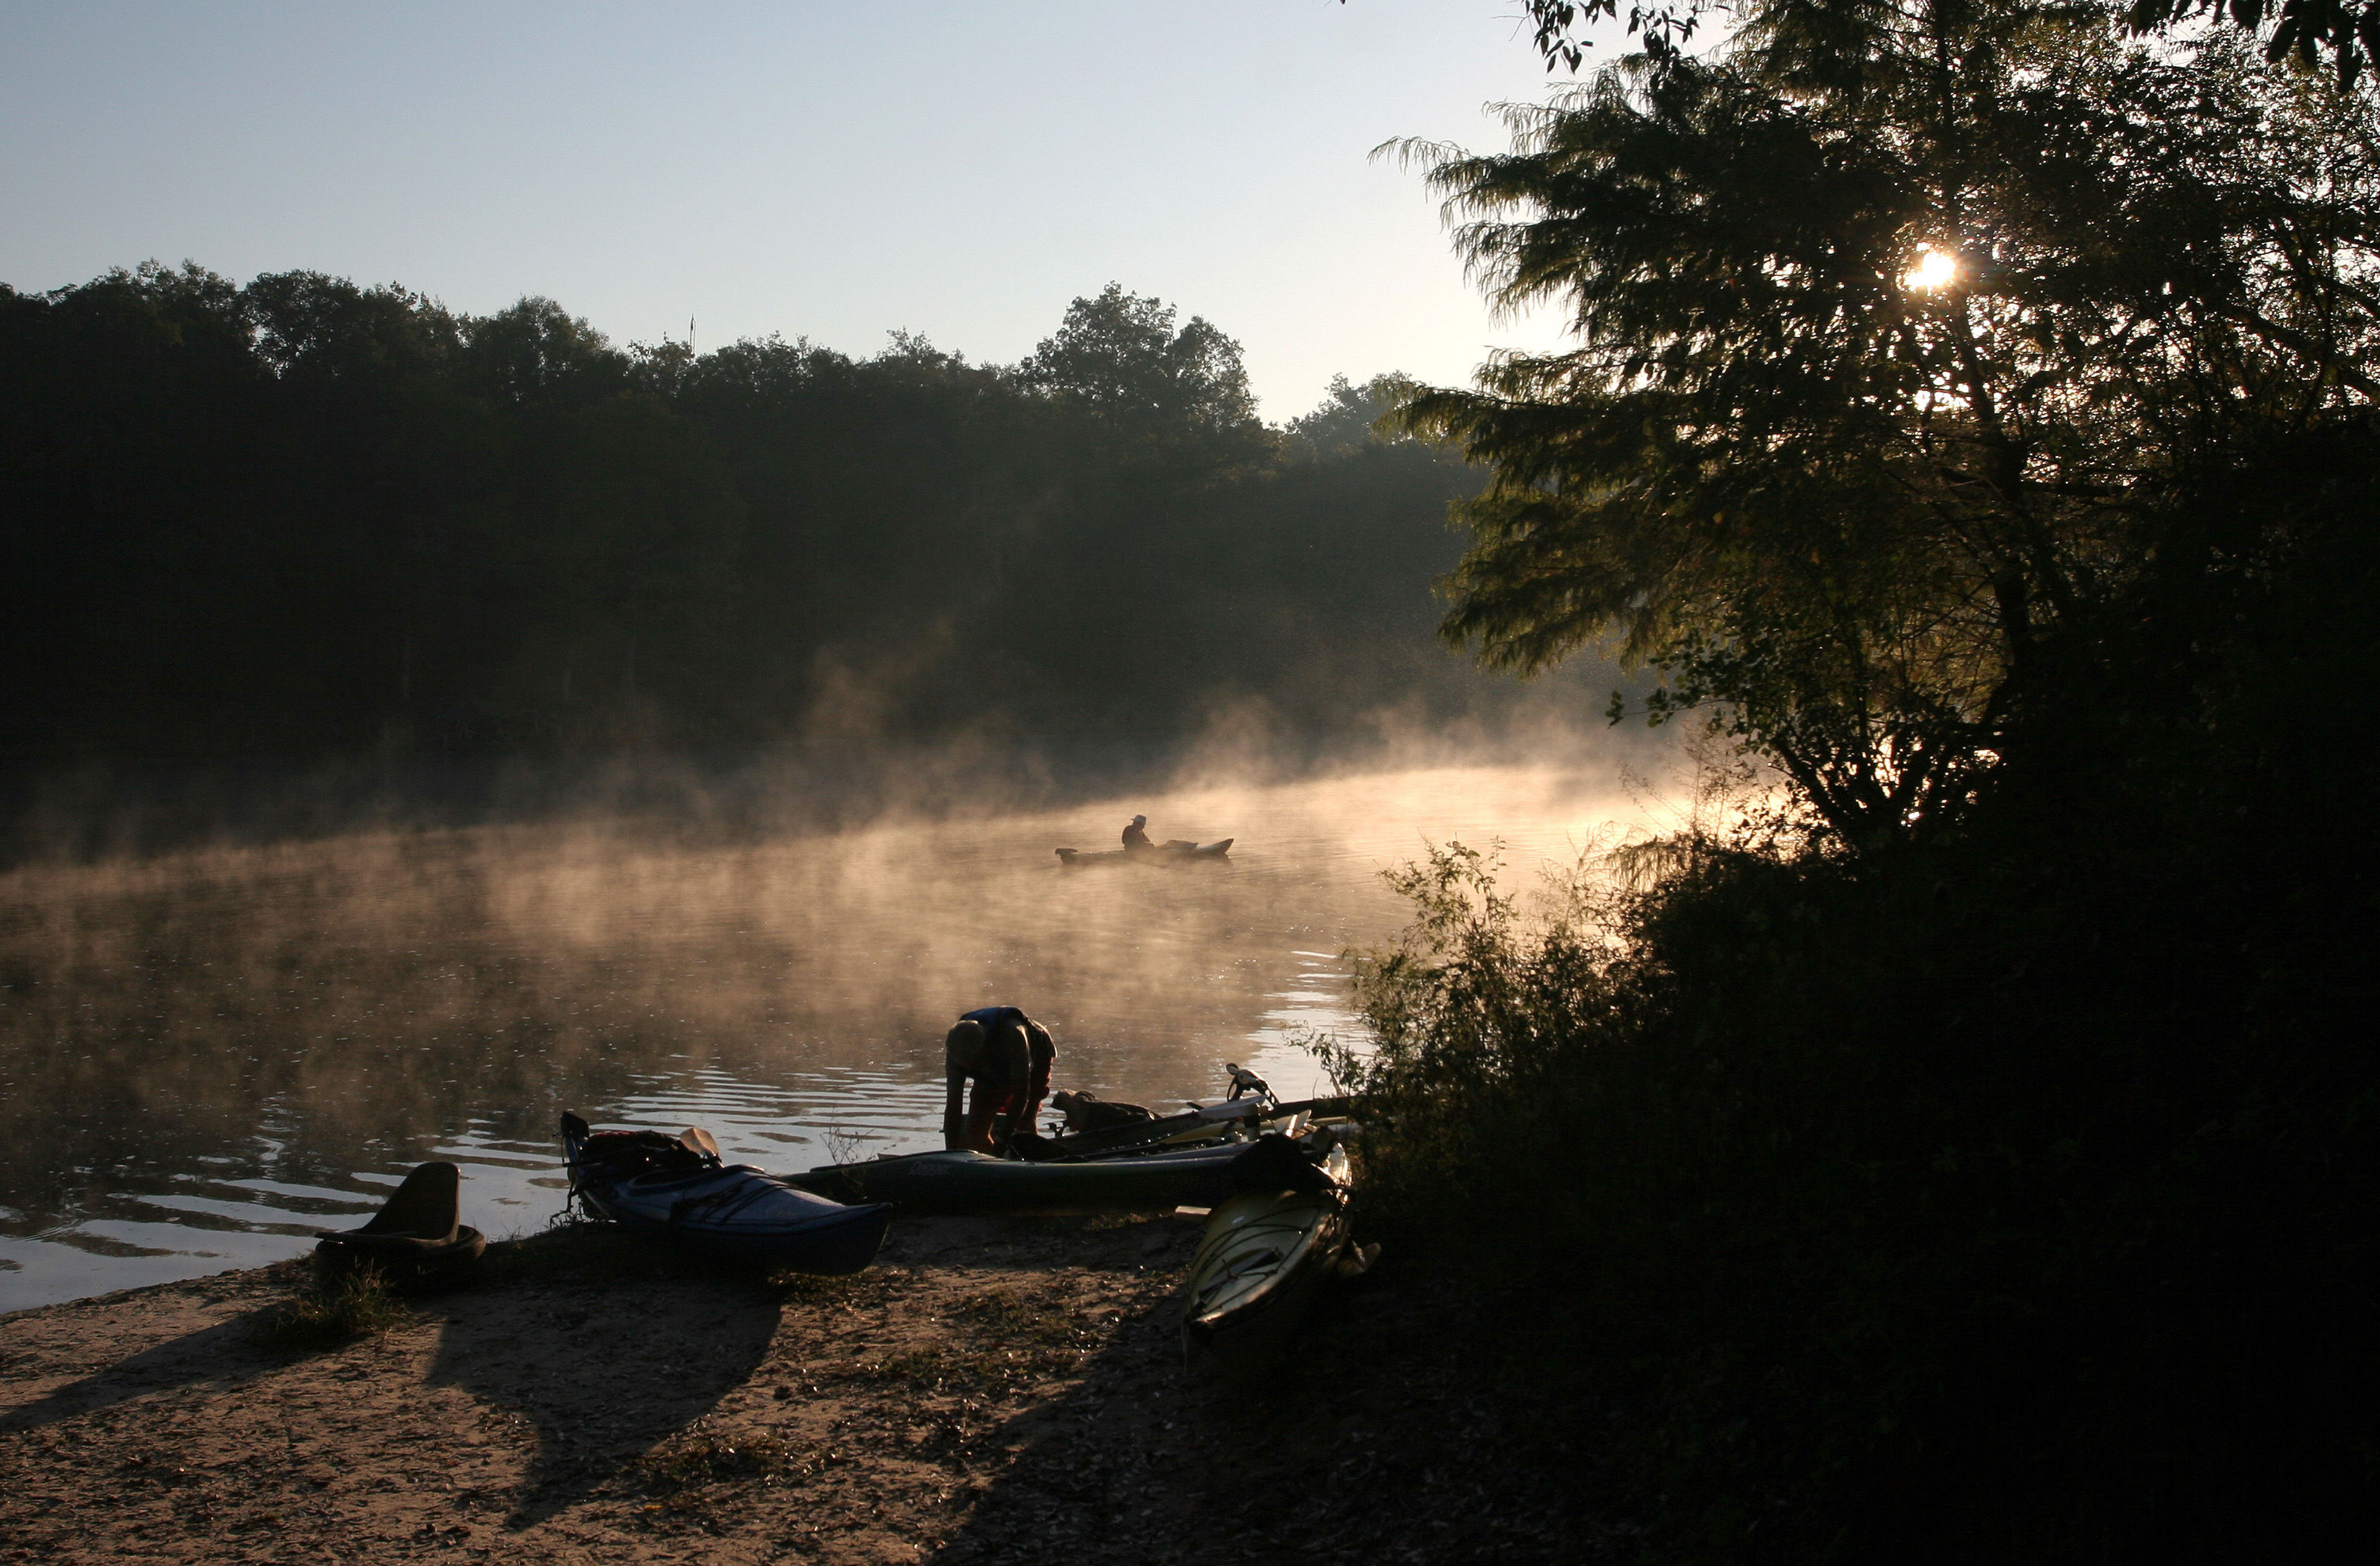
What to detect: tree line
<box><xmin>0</xmin><ymin>271</ymin><xmax>1514</xmax><ymax>763</ymax></box>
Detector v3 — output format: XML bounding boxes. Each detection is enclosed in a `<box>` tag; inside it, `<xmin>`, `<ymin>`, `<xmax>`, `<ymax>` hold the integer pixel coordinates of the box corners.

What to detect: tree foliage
<box><xmin>1281</xmin><ymin>372</ymin><xmax>1418</xmax><ymax>460</ymax></box>
<box><xmin>1018</xmin><ymin>282</ymin><xmax>1266</xmax><ymax>468</ymax></box>
<box><xmin>1397</xmin><ymin>1</ymin><xmax>2379</xmax><ymax>840</ymax></box>
<box><xmin>2125</xmin><ymin>0</ymin><xmax>2380</xmax><ymax>82</ymax></box>
<box><xmin>1507</xmin><ymin>0</ymin><xmax>2380</xmax><ymax>83</ymax></box>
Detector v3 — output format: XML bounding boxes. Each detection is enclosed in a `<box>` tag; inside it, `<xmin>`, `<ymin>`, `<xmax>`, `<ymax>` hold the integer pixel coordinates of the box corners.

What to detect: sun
<box><xmin>1904</xmin><ymin>246</ymin><xmax>1960</xmax><ymax>291</ymax></box>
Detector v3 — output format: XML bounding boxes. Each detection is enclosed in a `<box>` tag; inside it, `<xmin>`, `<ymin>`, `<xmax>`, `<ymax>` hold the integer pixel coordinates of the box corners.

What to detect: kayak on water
<box><xmin>787</xmin><ymin>1130</ymin><xmax>1326</xmax><ymax>1216</ymax></box>
<box><xmin>315</xmin><ymin>1159</ymin><xmax>486</xmax><ymax>1290</ymax></box>
<box><xmin>561</xmin><ymin>1112</ymin><xmax>892</xmax><ymax>1275</ymax></box>
<box><xmin>1056</xmin><ymin>838</ymin><xmax>1233</xmax><ymax>866</ymax></box>
<box><xmin>1181</xmin><ymin>1140</ymin><xmax>1376</xmax><ymax>1381</ymax></box>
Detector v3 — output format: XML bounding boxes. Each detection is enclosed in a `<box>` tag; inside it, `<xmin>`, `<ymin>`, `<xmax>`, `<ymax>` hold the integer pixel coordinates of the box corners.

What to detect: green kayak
<box><xmin>1026</xmin><ymin>1095</ymin><xmax>1354</xmax><ymax>1161</ymax></box>
<box><xmin>787</xmin><ymin>1138</ymin><xmax>1280</xmax><ymax>1215</ymax></box>
<box><xmin>1181</xmin><ymin>1144</ymin><xmax>1365</xmax><ymax>1381</ymax></box>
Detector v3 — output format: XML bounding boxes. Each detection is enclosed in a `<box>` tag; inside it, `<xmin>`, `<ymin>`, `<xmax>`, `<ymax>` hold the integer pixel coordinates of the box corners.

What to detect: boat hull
<box><xmin>1056</xmin><ymin>838</ymin><xmax>1233</xmax><ymax>866</ymax></box>
<box><xmin>584</xmin><ymin>1184</ymin><xmax>891</xmax><ymax>1275</ymax></box>
<box><xmin>1030</xmin><ymin>1095</ymin><xmax>1354</xmax><ymax>1160</ymax></box>
<box><xmin>789</xmin><ymin>1139</ymin><xmax>1259</xmax><ymax>1215</ymax></box>
<box><xmin>1181</xmin><ymin>1148</ymin><xmax>1353</xmax><ymax>1381</ymax></box>
<box><xmin>563</xmin><ymin>1118</ymin><xmax>893</xmax><ymax>1275</ymax></box>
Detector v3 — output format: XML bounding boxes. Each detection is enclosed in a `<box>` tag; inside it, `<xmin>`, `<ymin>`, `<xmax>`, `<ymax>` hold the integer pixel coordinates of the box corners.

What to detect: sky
<box><xmin>0</xmin><ymin>1</ymin><xmax>1628</xmax><ymax>422</ymax></box>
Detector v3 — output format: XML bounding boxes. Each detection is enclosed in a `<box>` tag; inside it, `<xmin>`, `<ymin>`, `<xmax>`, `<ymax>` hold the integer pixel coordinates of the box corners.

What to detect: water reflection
<box><xmin>0</xmin><ymin>765</ymin><xmax>1634</xmax><ymax>1310</ymax></box>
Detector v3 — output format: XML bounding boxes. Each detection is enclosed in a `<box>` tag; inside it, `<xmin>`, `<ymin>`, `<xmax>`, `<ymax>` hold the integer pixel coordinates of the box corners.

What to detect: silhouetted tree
<box><xmin>1396</xmin><ymin>2</ymin><xmax>2379</xmax><ymax>842</ymax></box>
<box><xmin>1018</xmin><ymin>283</ymin><xmax>1268</xmax><ymax>470</ymax></box>
<box><xmin>462</xmin><ymin>296</ymin><xmax>628</xmax><ymax>405</ymax></box>
<box><xmin>1497</xmin><ymin>0</ymin><xmax>2380</xmax><ymax>83</ymax></box>
<box><xmin>1282</xmin><ymin>372</ymin><xmax>1414</xmax><ymax>460</ymax></box>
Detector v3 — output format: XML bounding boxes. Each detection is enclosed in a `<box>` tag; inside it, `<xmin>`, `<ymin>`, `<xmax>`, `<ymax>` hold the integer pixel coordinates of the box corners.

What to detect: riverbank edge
<box><xmin>0</xmin><ymin>1216</ymin><xmax>1586</xmax><ymax>1565</ymax></box>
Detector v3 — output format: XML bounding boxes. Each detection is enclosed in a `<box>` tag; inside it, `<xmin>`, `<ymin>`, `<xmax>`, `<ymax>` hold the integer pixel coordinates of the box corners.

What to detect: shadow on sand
<box><xmin>0</xmin><ymin>1309</ymin><xmax>290</xmax><ymax>1434</ymax></box>
<box><xmin>3</xmin><ymin>1229</ymin><xmax>784</xmax><ymax>1534</ymax></box>
<box><xmin>418</xmin><ymin>1225</ymin><xmax>786</xmax><ymax>1526</ymax></box>
<box><xmin>907</xmin><ymin>1253</ymin><xmax>1582</xmax><ymax>1566</ymax></box>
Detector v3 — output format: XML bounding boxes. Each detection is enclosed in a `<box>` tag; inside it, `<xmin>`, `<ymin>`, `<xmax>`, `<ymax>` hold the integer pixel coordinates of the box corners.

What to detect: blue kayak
<box><xmin>562</xmin><ymin>1113</ymin><xmax>891</xmax><ymax>1275</ymax></box>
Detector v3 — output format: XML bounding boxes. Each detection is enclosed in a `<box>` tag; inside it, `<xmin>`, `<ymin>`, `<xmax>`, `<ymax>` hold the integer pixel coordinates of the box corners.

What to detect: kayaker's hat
<box><xmin>1132</xmin><ymin>814</ymin><xmax>1146</xmax><ymax>824</ymax></box>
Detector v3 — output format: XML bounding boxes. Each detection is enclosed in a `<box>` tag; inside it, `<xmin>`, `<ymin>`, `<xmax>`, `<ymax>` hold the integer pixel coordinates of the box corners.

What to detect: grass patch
<box><xmin>841</xmin><ymin>1291</ymin><xmax>1104</xmax><ymax>1395</ymax></box>
<box><xmin>849</xmin><ymin>1344</ymin><xmax>1044</xmax><ymax>1395</ymax></box>
<box><xmin>771</xmin><ymin>1271</ymin><xmax>874</xmax><ymax>1306</ymax></box>
<box><xmin>635</xmin><ymin>1430</ymin><xmax>865</xmax><ymax>1508</ymax></box>
<box><xmin>639</xmin><ymin>1430</ymin><xmax>791</xmax><ymax>1491</ymax></box>
<box><xmin>258</xmin><ymin>1263</ymin><xmax>410</xmax><ymax>1349</ymax></box>
<box><xmin>1019</xmin><ymin>1210</ymin><xmax>1179</xmax><ymax>1235</ymax></box>
<box><xmin>954</xmin><ymin>1287</ymin><xmax>1095</xmax><ymax>1348</ymax></box>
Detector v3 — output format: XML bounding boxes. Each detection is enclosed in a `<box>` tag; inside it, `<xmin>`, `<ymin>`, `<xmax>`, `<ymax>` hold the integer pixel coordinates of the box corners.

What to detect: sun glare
<box><xmin>1904</xmin><ymin>246</ymin><xmax>1960</xmax><ymax>292</ymax></box>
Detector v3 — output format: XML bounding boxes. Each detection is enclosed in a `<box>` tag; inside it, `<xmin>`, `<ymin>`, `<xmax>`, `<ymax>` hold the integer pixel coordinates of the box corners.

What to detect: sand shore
<box><xmin>0</xmin><ymin>1215</ymin><xmax>1577</xmax><ymax>1565</ymax></box>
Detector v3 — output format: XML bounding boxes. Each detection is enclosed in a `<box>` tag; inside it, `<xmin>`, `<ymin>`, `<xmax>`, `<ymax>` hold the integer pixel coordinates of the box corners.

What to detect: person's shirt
<box><xmin>954</xmin><ymin>1008</ymin><xmax>1020</xmax><ymax>1086</ymax></box>
<box><xmin>959</xmin><ymin>1005</ymin><xmax>1028</xmax><ymax>1037</ymax></box>
<box><xmin>953</xmin><ymin>1006</ymin><xmax>1045</xmax><ymax>1092</ymax></box>
<box><xmin>1122</xmin><ymin>822</ymin><xmax>1152</xmax><ymax>850</ymax></box>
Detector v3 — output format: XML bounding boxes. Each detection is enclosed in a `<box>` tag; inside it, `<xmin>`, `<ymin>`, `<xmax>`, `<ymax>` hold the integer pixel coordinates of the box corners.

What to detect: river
<box><xmin>0</xmin><ymin>763</ymin><xmax>1644</xmax><ymax>1311</ymax></box>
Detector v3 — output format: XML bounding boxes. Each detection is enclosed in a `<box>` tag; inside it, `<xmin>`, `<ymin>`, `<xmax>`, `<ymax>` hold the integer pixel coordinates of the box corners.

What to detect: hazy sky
<box><xmin>1</xmin><ymin>1</ymin><xmax>1624</xmax><ymax>421</ymax></box>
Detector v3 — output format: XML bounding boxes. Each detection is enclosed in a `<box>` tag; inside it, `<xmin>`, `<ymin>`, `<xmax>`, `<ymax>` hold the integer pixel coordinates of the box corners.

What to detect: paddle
<box><xmin>679</xmin><ymin>1126</ymin><xmax>722</xmax><ymax>1163</ymax></box>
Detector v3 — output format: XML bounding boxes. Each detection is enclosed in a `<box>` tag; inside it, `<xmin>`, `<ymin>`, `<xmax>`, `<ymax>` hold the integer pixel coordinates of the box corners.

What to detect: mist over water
<box><xmin>0</xmin><ymin>763</ymin><xmax>1646</xmax><ymax>1312</ymax></box>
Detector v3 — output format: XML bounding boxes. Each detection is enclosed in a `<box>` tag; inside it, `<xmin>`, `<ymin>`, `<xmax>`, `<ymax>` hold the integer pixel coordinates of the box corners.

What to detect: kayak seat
<box><xmin>330</xmin><ymin>1161</ymin><xmax>461</xmax><ymax>1244</ymax></box>
<box><xmin>315</xmin><ymin>1161</ymin><xmax>486</xmax><ymax>1288</ymax></box>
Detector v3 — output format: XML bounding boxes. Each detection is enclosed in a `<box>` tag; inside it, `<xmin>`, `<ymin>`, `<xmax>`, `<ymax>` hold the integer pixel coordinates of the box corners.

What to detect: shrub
<box><xmin>260</xmin><ymin>1262</ymin><xmax>410</xmax><ymax>1349</ymax></box>
<box><xmin>1333</xmin><ymin>428</ymin><xmax>2380</xmax><ymax>1559</ymax></box>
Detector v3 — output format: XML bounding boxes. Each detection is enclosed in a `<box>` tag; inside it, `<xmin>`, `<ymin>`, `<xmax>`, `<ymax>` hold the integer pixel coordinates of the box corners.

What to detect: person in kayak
<box><xmin>943</xmin><ymin>1005</ymin><xmax>1056</xmax><ymax>1154</ymax></box>
<box><xmin>1122</xmin><ymin>814</ymin><xmax>1154</xmax><ymax>851</ymax></box>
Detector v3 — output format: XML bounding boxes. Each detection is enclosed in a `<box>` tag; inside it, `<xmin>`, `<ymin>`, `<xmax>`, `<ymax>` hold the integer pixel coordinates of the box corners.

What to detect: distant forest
<box><xmin>1</xmin><ymin>265</ymin><xmax>1554</xmax><ymax>765</ymax></box>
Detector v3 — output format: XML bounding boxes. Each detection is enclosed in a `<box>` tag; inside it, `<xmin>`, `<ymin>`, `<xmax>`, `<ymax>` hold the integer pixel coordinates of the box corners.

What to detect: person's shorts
<box><xmin>966</xmin><ymin>1078</ymin><xmax>1025</xmax><ymax>1130</ymax></box>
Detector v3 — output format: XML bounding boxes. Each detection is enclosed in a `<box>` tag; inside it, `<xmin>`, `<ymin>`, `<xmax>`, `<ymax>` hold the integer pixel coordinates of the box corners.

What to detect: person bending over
<box><xmin>943</xmin><ymin>1005</ymin><xmax>1056</xmax><ymax>1154</ymax></box>
<box><xmin>1122</xmin><ymin>814</ymin><xmax>1153</xmax><ymax>851</ymax></box>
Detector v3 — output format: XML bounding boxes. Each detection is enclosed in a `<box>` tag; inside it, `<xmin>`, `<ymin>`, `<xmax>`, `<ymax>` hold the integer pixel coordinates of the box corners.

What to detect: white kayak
<box><xmin>1181</xmin><ymin>1143</ymin><xmax>1370</xmax><ymax>1381</ymax></box>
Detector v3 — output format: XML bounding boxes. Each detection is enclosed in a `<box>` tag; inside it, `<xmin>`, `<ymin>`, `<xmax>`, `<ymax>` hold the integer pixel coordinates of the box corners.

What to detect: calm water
<box><xmin>0</xmin><ymin>765</ymin><xmax>1639</xmax><ymax>1311</ymax></box>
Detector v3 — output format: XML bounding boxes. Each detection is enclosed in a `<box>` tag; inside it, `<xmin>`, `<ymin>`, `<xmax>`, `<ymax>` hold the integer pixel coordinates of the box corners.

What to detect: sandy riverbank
<box><xmin>0</xmin><ymin>1216</ymin><xmax>1582</xmax><ymax>1565</ymax></box>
